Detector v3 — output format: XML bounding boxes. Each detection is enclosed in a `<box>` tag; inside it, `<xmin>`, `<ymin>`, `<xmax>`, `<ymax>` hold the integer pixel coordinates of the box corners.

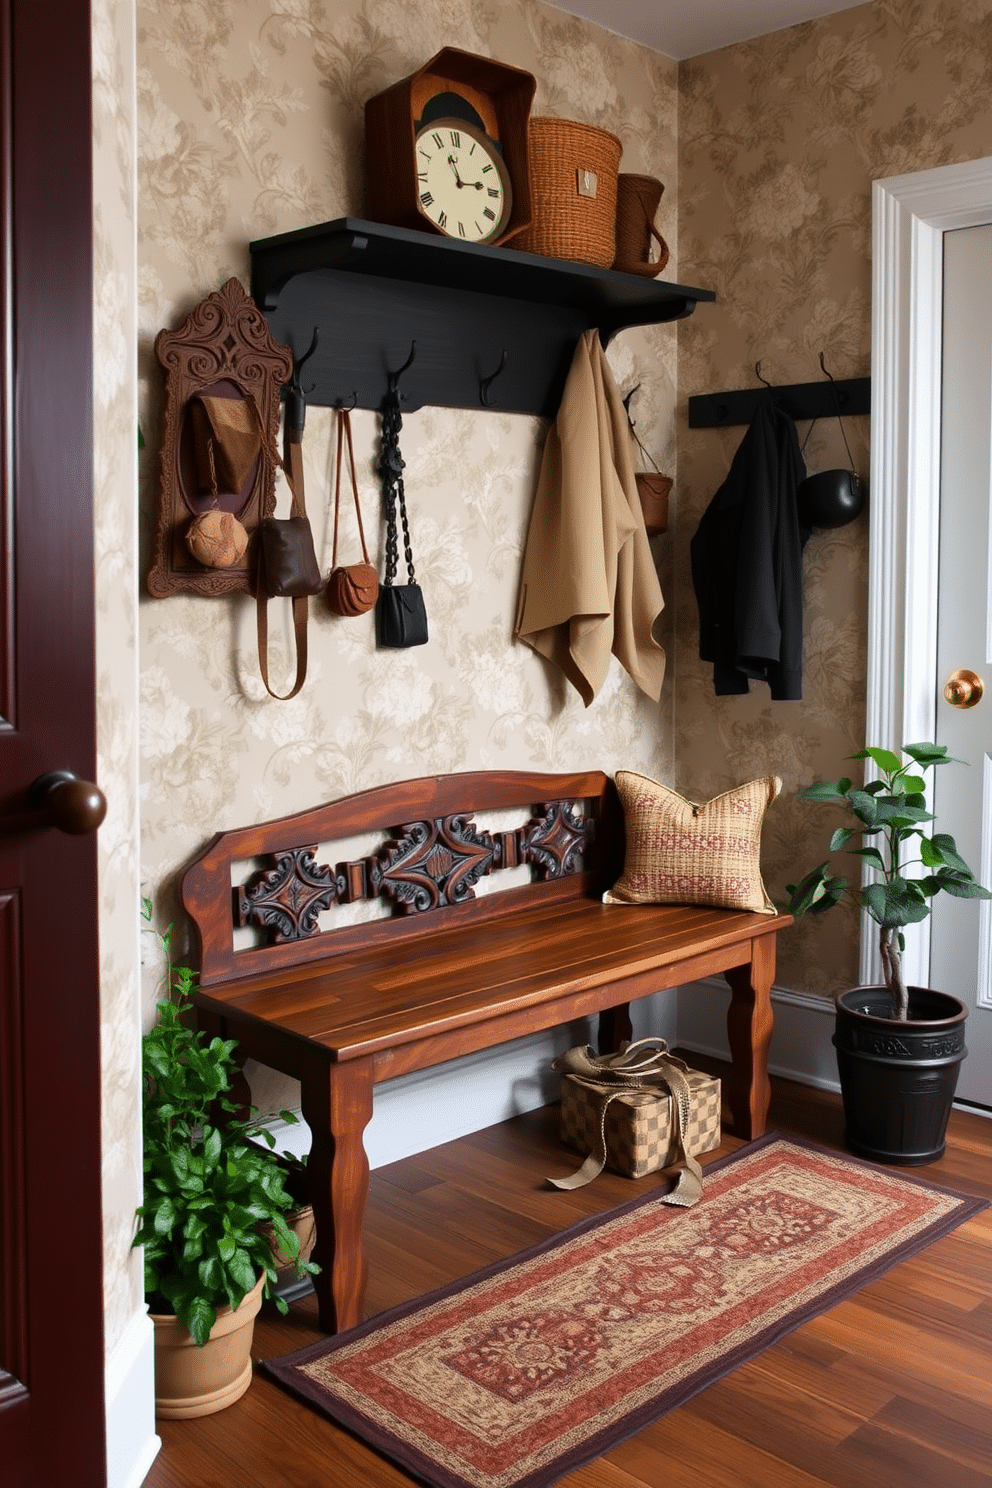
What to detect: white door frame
<box><xmin>867</xmin><ymin>155</ymin><xmax>992</xmax><ymax>988</ymax></box>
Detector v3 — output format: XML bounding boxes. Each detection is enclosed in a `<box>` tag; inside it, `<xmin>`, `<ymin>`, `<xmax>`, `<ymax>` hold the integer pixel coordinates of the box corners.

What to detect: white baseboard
<box><xmin>105</xmin><ymin>1307</ymin><xmax>160</xmax><ymax>1488</ymax></box>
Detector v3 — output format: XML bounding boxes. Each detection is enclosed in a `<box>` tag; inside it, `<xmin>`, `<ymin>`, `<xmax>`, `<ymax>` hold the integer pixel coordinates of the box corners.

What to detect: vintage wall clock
<box><xmin>364</xmin><ymin>47</ymin><xmax>535</xmax><ymax>246</ymax></box>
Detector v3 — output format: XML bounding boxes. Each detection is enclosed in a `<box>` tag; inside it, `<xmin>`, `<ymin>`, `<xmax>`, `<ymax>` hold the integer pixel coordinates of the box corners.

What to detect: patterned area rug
<box><xmin>264</xmin><ymin>1134</ymin><xmax>986</xmax><ymax>1488</ymax></box>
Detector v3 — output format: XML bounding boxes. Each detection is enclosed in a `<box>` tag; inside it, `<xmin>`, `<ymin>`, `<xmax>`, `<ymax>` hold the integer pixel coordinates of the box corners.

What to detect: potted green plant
<box><xmin>135</xmin><ymin>899</ymin><xmax>318</xmax><ymax>1417</ymax></box>
<box><xmin>787</xmin><ymin>743</ymin><xmax>991</xmax><ymax>1164</ymax></box>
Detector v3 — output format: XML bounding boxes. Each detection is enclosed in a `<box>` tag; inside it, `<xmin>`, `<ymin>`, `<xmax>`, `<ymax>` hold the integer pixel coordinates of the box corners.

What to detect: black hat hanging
<box><xmin>375</xmin><ymin>345</ymin><xmax>429</xmax><ymax>649</ymax></box>
<box><xmin>797</xmin><ymin>355</ymin><xmax>866</xmax><ymax>529</ymax></box>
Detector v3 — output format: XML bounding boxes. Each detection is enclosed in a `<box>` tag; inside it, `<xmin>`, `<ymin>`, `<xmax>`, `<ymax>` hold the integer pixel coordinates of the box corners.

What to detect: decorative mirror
<box><xmin>147</xmin><ymin>277</ymin><xmax>293</xmax><ymax>598</ymax></box>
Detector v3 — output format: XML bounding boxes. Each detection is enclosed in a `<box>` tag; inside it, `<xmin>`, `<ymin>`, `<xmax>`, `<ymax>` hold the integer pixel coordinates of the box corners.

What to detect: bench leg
<box><xmin>597</xmin><ymin>1002</ymin><xmax>632</xmax><ymax>1052</ymax></box>
<box><xmin>300</xmin><ymin>1053</ymin><xmax>374</xmax><ymax>1334</ymax></box>
<box><xmin>723</xmin><ymin>934</ymin><xmax>775</xmax><ymax>1140</ymax></box>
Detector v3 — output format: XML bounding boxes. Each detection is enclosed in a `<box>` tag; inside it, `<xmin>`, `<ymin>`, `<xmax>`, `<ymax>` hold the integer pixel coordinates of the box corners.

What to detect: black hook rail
<box><xmin>688</xmin><ymin>370</ymin><xmax>870</xmax><ymax>428</ymax></box>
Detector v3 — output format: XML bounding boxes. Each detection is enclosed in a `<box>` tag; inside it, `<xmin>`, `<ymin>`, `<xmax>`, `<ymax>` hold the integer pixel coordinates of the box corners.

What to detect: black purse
<box><xmin>375</xmin><ymin>384</ymin><xmax>428</xmax><ymax>648</ymax></box>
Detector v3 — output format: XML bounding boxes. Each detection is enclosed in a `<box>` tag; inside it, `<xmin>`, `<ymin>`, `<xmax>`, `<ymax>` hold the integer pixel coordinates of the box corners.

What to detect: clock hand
<box><xmin>447</xmin><ymin>155</ymin><xmax>466</xmax><ymax>188</ymax></box>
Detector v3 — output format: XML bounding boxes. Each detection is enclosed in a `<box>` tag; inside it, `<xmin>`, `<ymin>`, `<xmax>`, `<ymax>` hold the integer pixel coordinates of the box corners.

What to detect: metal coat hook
<box><xmin>622</xmin><ymin>382</ymin><xmax>641</xmax><ymax>419</ymax></box>
<box><xmin>816</xmin><ymin>351</ymin><xmax>850</xmax><ymax>411</ymax></box>
<box><xmin>333</xmin><ymin>391</ymin><xmax>358</xmax><ymax>411</ymax></box>
<box><xmin>387</xmin><ymin>340</ymin><xmax>417</xmax><ymax>395</ymax></box>
<box><xmin>286</xmin><ymin>327</ymin><xmax>319</xmax><ymax>441</ymax></box>
<box><xmin>479</xmin><ymin>350</ymin><xmax>508</xmax><ymax>407</ymax></box>
<box><xmin>755</xmin><ymin>361</ymin><xmax>772</xmax><ymax>388</ymax></box>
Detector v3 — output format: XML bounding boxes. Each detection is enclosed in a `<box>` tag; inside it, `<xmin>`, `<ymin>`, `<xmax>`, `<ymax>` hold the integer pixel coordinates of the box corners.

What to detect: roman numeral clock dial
<box><xmin>413</xmin><ymin>119</ymin><xmax>512</xmax><ymax>244</ymax></box>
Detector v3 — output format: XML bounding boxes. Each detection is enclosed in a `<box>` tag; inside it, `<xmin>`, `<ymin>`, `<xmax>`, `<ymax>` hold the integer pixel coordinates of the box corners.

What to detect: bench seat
<box><xmin>183</xmin><ymin>769</ymin><xmax>790</xmax><ymax>1332</ymax></box>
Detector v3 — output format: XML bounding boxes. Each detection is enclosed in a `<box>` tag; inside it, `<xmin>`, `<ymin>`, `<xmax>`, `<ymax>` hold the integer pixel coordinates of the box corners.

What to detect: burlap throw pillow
<box><xmin>604</xmin><ymin>771</ymin><xmax>781</xmax><ymax>914</ymax></box>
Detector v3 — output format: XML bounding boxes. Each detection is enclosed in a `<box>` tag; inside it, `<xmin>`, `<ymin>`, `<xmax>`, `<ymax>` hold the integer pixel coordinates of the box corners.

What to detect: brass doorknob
<box><xmin>28</xmin><ymin>771</ymin><xmax>107</xmax><ymax>834</ymax></box>
<box><xmin>943</xmin><ymin>668</ymin><xmax>985</xmax><ymax>710</ymax></box>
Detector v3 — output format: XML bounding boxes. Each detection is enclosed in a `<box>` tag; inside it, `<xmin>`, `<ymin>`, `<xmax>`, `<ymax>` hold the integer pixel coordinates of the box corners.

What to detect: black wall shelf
<box><xmin>688</xmin><ymin>375</ymin><xmax>871</xmax><ymax>429</ymax></box>
<box><xmin>249</xmin><ymin>217</ymin><xmax>715</xmax><ymax>418</ymax></box>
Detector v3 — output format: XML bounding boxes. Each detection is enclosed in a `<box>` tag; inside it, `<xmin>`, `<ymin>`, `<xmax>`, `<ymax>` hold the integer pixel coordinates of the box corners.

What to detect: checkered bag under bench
<box><xmin>550</xmin><ymin>1039</ymin><xmax>721</xmax><ymax>1206</ymax></box>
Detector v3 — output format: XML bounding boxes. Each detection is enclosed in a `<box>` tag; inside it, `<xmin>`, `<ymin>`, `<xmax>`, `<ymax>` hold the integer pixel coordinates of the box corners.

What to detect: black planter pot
<box><xmin>833</xmin><ymin>986</ymin><xmax>968</xmax><ymax>1165</ymax></box>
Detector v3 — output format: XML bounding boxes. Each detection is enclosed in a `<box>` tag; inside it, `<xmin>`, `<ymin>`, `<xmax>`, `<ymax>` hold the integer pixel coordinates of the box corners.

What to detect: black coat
<box><xmin>690</xmin><ymin>399</ymin><xmax>809</xmax><ymax>700</ymax></box>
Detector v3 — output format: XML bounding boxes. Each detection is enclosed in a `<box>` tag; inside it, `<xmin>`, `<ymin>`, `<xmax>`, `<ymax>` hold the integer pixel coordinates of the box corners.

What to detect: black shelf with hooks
<box><xmin>249</xmin><ymin>217</ymin><xmax>715</xmax><ymax>418</ymax></box>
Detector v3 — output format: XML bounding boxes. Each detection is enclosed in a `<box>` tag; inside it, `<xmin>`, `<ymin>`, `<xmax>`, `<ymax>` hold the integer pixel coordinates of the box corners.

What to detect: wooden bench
<box><xmin>182</xmin><ymin>769</ymin><xmax>790</xmax><ymax>1334</ymax></box>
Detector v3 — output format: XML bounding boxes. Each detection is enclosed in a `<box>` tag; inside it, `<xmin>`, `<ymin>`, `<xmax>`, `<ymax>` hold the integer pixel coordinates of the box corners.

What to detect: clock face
<box><xmin>413</xmin><ymin>118</ymin><xmax>512</xmax><ymax>244</ymax></box>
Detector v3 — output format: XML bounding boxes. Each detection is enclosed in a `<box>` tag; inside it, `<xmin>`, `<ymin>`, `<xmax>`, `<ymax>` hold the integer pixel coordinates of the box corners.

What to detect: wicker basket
<box><xmin>515</xmin><ymin>117</ymin><xmax>622</xmax><ymax>267</ymax></box>
<box><xmin>613</xmin><ymin>173</ymin><xmax>669</xmax><ymax>277</ymax></box>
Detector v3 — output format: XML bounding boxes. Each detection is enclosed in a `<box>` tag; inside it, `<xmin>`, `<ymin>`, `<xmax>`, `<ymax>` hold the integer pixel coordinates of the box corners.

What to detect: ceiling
<box><xmin>544</xmin><ymin>0</ymin><xmax>870</xmax><ymax>60</ymax></box>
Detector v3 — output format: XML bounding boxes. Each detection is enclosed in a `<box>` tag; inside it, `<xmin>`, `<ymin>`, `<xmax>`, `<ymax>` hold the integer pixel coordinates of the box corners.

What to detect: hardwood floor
<box><xmin>144</xmin><ymin>1060</ymin><xmax>992</xmax><ymax>1488</ymax></box>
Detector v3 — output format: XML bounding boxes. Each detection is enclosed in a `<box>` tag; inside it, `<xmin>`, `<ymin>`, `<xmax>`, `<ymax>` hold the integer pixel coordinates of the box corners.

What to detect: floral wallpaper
<box><xmin>135</xmin><ymin>0</ymin><xmax>680</xmax><ymax>1008</ymax></box>
<box><xmin>95</xmin><ymin>0</ymin><xmax>144</xmax><ymax>1356</ymax></box>
<box><xmin>675</xmin><ymin>0</ymin><xmax>992</xmax><ymax>996</ymax></box>
<box><xmin>134</xmin><ymin>0</ymin><xmax>992</xmax><ymax>1040</ymax></box>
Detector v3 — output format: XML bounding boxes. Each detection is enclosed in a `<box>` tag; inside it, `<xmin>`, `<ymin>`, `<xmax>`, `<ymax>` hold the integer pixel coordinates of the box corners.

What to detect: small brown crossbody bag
<box><xmin>325</xmin><ymin>408</ymin><xmax>379</xmax><ymax>617</ymax></box>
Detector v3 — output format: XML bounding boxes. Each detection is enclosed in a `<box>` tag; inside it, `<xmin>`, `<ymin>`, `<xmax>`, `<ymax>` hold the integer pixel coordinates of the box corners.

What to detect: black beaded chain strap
<box><xmin>375</xmin><ymin>383</ymin><xmax>429</xmax><ymax>648</ymax></box>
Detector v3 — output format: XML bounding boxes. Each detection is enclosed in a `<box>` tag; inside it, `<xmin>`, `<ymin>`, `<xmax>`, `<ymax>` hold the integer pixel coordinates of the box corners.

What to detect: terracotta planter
<box><xmin>150</xmin><ymin>1271</ymin><xmax>264</xmax><ymax>1419</ymax></box>
<box><xmin>833</xmin><ymin>986</ymin><xmax>968</xmax><ymax>1165</ymax></box>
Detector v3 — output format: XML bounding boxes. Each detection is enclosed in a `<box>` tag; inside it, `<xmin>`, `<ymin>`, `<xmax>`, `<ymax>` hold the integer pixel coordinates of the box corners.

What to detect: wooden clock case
<box><xmin>364</xmin><ymin>47</ymin><xmax>536</xmax><ymax>247</ymax></box>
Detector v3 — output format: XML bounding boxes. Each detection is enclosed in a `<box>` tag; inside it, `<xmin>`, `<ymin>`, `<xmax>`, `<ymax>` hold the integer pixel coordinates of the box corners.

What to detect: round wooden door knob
<box><xmin>29</xmin><ymin>771</ymin><xmax>107</xmax><ymax>834</ymax></box>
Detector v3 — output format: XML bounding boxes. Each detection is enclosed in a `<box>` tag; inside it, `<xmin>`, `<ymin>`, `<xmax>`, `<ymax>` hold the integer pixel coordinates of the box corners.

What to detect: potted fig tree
<box><xmin>787</xmin><ymin>742</ymin><xmax>991</xmax><ymax>1165</ymax></box>
<box><xmin>135</xmin><ymin>900</ymin><xmax>318</xmax><ymax>1417</ymax></box>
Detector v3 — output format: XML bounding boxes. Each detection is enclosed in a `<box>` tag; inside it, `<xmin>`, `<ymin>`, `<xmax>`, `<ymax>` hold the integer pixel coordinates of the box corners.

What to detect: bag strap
<box><xmin>255</xmin><ymin>419</ymin><xmax>309</xmax><ymax>701</ymax></box>
<box><xmin>800</xmin><ymin>355</ymin><xmax>858</xmax><ymax>475</ymax></box>
<box><xmin>332</xmin><ymin>408</ymin><xmax>372</xmax><ymax>569</ymax></box>
<box><xmin>547</xmin><ymin>1038</ymin><xmax>704</xmax><ymax>1205</ymax></box>
<box><xmin>380</xmin><ymin>386</ymin><xmax>416</xmax><ymax>587</ymax></box>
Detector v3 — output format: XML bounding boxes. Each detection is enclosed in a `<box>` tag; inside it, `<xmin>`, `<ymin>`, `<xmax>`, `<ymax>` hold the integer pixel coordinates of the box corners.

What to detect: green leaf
<box><xmin>786</xmin><ymin>864</ymin><xmax>847</xmax><ymax>917</ymax></box>
<box><xmin>829</xmin><ymin>827</ymin><xmax>859</xmax><ymax>851</ymax></box>
<box><xmin>852</xmin><ymin>746</ymin><xmax>902</xmax><ymax>775</ymax></box>
<box><xmin>268</xmin><ymin>1213</ymin><xmax>300</xmax><ymax>1260</ymax></box>
<box><xmin>846</xmin><ymin>791</ymin><xmax>879</xmax><ymax>827</ymax></box>
<box><xmin>904</xmin><ymin>742</ymin><xmax>957</xmax><ymax>767</ymax></box>
<box><xmin>862</xmin><ymin>879</ymin><xmax>931</xmax><ymax>928</ymax></box>
<box><xmin>900</xmin><ymin>775</ymin><xmax>927</xmax><ymax>795</ymax></box>
<box><xmin>152</xmin><ymin>1197</ymin><xmax>179</xmax><ymax>1236</ymax></box>
<box><xmin>928</xmin><ymin>833</ymin><xmax>972</xmax><ymax>872</ymax></box>
<box><xmin>800</xmin><ymin>777</ymin><xmax>852</xmax><ymax>802</ymax></box>
<box><xmin>868</xmin><ymin>797</ymin><xmax>933</xmax><ymax>827</ymax></box>
<box><xmin>202</xmin><ymin>1125</ymin><xmax>222</xmax><ymax>1168</ymax></box>
<box><xmin>198</xmin><ymin>1256</ymin><xmax>222</xmax><ymax>1291</ymax></box>
<box><xmin>227</xmin><ymin>1248</ymin><xmax>257</xmax><ymax>1295</ymax></box>
<box><xmin>936</xmin><ymin>874</ymin><xmax>992</xmax><ymax>900</ymax></box>
<box><xmin>182</xmin><ymin>1295</ymin><xmax>217</xmax><ymax>1349</ymax></box>
<box><xmin>847</xmin><ymin>846</ymin><xmax>887</xmax><ymax>873</ymax></box>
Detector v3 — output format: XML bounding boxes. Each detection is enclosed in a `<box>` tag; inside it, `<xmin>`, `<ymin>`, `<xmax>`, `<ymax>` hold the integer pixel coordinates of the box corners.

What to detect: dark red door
<box><xmin>0</xmin><ymin>2</ymin><xmax>106</xmax><ymax>1484</ymax></box>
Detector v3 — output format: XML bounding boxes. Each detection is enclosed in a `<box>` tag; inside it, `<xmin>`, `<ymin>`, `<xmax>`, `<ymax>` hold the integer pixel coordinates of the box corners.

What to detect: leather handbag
<box><xmin>256</xmin><ymin>436</ymin><xmax>321</xmax><ymax>699</ymax></box>
<box><xmin>325</xmin><ymin>408</ymin><xmax>379</xmax><ymax>617</ymax></box>
<box><xmin>259</xmin><ymin>509</ymin><xmax>321</xmax><ymax>598</ymax></box>
<box><xmin>548</xmin><ymin>1038</ymin><xmax>721</xmax><ymax>1206</ymax></box>
<box><xmin>375</xmin><ymin>384</ymin><xmax>428</xmax><ymax>648</ymax></box>
<box><xmin>376</xmin><ymin>583</ymin><xmax>429</xmax><ymax>647</ymax></box>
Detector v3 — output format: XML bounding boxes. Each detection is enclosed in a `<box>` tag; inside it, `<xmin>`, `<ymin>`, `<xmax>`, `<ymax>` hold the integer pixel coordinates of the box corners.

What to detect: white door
<box><xmin>930</xmin><ymin>222</ymin><xmax>992</xmax><ymax>1109</ymax></box>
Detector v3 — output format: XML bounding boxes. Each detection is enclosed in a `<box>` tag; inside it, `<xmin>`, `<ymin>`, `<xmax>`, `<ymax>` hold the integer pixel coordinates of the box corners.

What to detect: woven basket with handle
<box><xmin>515</xmin><ymin>117</ymin><xmax>622</xmax><ymax>267</ymax></box>
<box><xmin>612</xmin><ymin>173</ymin><xmax>670</xmax><ymax>277</ymax></box>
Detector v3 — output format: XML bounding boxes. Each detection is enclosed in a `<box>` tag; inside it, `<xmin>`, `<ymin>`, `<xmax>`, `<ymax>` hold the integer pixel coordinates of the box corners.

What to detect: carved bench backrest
<box><xmin>182</xmin><ymin>769</ymin><xmax>620</xmax><ymax>987</ymax></box>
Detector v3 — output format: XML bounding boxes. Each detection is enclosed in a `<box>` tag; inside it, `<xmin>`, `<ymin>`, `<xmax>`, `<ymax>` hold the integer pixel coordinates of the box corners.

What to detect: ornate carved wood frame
<box><xmin>147</xmin><ymin>277</ymin><xmax>293</xmax><ymax>598</ymax></box>
<box><xmin>237</xmin><ymin>800</ymin><xmax>595</xmax><ymax>946</ymax></box>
